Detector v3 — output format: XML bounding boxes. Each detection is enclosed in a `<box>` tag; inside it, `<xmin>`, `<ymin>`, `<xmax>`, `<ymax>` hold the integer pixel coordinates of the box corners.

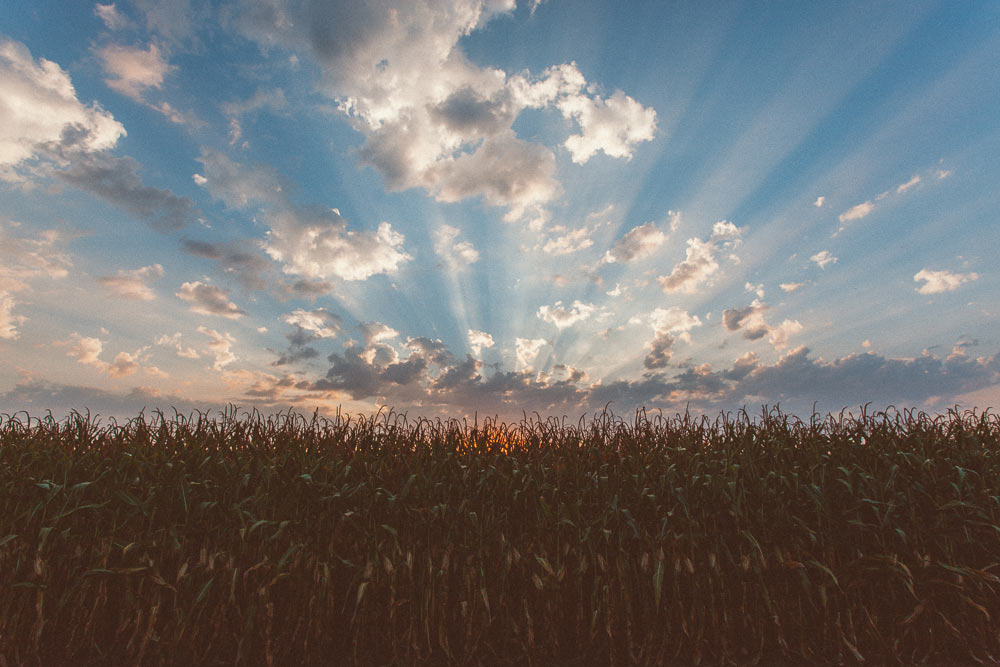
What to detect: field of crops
<box><xmin>1</xmin><ymin>405</ymin><xmax>998</xmax><ymax>665</ymax></box>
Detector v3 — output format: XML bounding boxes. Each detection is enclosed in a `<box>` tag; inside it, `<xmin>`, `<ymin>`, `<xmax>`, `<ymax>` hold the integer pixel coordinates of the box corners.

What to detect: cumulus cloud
<box><xmin>913</xmin><ymin>268</ymin><xmax>978</xmax><ymax>295</ymax></box>
<box><xmin>196</xmin><ymin>150</ymin><xmax>411</xmax><ymax>281</ymax></box>
<box><xmin>283</xmin><ymin>308</ymin><xmax>341</xmax><ymax>338</ymax></box>
<box><xmin>61</xmin><ymin>333</ymin><xmax>151</xmax><ymax>378</ymax></box>
<box><xmin>434</xmin><ymin>224</ymin><xmax>479</xmax><ymax>266</ymax></box>
<box><xmin>537</xmin><ymin>300</ymin><xmax>597</xmax><ymax>330</ymax></box>
<box><xmin>197</xmin><ymin>326</ymin><xmax>236</xmax><ymax>370</ymax></box>
<box><xmin>541</xmin><ymin>225</ymin><xmax>593</xmax><ymax>255</ymax></box>
<box><xmin>650</xmin><ymin>307</ymin><xmax>702</xmax><ymax>343</ymax></box>
<box><xmin>644</xmin><ymin>333</ymin><xmax>674</xmax><ymax>369</ymax></box>
<box><xmin>154</xmin><ymin>332</ymin><xmax>200</xmax><ymax>359</ymax></box>
<box><xmin>97</xmin><ymin>264</ymin><xmax>164</xmax><ymax>300</ymax></box>
<box><xmin>657</xmin><ymin>221</ymin><xmax>744</xmax><ymax>294</ymax></box>
<box><xmin>230</xmin><ymin>1</ymin><xmax>655</xmax><ymax>221</ymax></box>
<box><xmin>602</xmin><ymin>220</ymin><xmax>667</xmax><ymax>264</ymax></box>
<box><xmin>722</xmin><ymin>300</ymin><xmax>802</xmax><ymax>350</ymax></box>
<box><xmin>813</xmin><ymin>196</ymin><xmax>825</xmax><ymax>207</ymax></box>
<box><xmin>558</xmin><ymin>89</ymin><xmax>657</xmax><ymax>164</ymax></box>
<box><xmin>515</xmin><ymin>337</ymin><xmax>547</xmax><ymax>370</ymax></box>
<box><xmin>810</xmin><ymin>250</ymin><xmax>837</xmax><ymax>269</ymax></box>
<box><xmin>468</xmin><ymin>329</ymin><xmax>495</xmax><ymax>356</ymax></box>
<box><xmin>838</xmin><ymin>200</ymin><xmax>874</xmax><ymax>223</ymax></box>
<box><xmin>176</xmin><ymin>280</ymin><xmax>246</xmax><ymax>319</ymax></box>
<box><xmin>0</xmin><ymin>39</ymin><xmax>125</xmax><ymax>176</ymax></box>
<box><xmin>780</xmin><ymin>282</ymin><xmax>804</xmax><ymax>293</ymax></box>
<box><xmin>658</xmin><ymin>238</ymin><xmax>718</xmax><ymax>294</ymax></box>
<box><xmin>98</xmin><ymin>43</ymin><xmax>171</xmax><ymax>102</ymax></box>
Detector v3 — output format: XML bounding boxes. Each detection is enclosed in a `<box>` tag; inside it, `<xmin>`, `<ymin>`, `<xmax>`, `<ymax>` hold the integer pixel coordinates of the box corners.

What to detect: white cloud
<box><xmin>98</xmin><ymin>43</ymin><xmax>171</xmax><ymax>102</ymax></box>
<box><xmin>64</xmin><ymin>334</ymin><xmax>109</xmax><ymax>372</ymax></box>
<box><xmin>896</xmin><ymin>174</ymin><xmax>921</xmax><ymax>193</ymax></box>
<box><xmin>537</xmin><ymin>300</ymin><xmax>597</xmax><ymax>329</ymax></box>
<box><xmin>838</xmin><ymin>200</ymin><xmax>874</xmax><ymax>223</ymax></box>
<box><xmin>197</xmin><ymin>326</ymin><xmax>236</xmax><ymax>370</ymax></box>
<box><xmin>0</xmin><ymin>223</ymin><xmax>72</xmax><ymax>291</ymax></box>
<box><xmin>657</xmin><ymin>237</ymin><xmax>719</xmax><ymax>294</ymax></box>
<box><xmin>359</xmin><ymin>322</ymin><xmax>399</xmax><ymax>346</ymax></box>
<box><xmin>231</xmin><ymin>2</ymin><xmax>654</xmax><ymax>222</ymax></box>
<box><xmin>467</xmin><ymin>329</ymin><xmax>495</xmax><ymax>355</ymax></box>
<box><xmin>813</xmin><ymin>196</ymin><xmax>825</xmax><ymax>207</ymax></box>
<box><xmin>745</xmin><ymin>282</ymin><xmax>765</xmax><ymax>299</ymax></box>
<box><xmin>780</xmin><ymin>282</ymin><xmax>804</xmax><ymax>293</ymax></box>
<box><xmin>936</xmin><ymin>169</ymin><xmax>952</xmax><ymax>180</ymax></box>
<box><xmin>176</xmin><ymin>280</ymin><xmax>245</xmax><ymax>319</ymax></box>
<box><xmin>542</xmin><ymin>226</ymin><xmax>593</xmax><ymax>255</ymax></box>
<box><xmin>656</xmin><ymin>222</ymin><xmax>744</xmax><ymax>294</ymax></box>
<box><xmin>0</xmin><ymin>39</ymin><xmax>124</xmax><ymax>173</ymax></box>
<box><xmin>108</xmin><ymin>349</ymin><xmax>144</xmax><ymax>378</ymax></box>
<box><xmin>650</xmin><ymin>307</ymin><xmax>702</xmax><ymax>343</ymax></box>
<box><xmin>602</xmin><ymin>220</ymin><xmax>667</xmax><ymax>263</ymax></box>
<box><xmin>767</xmin><ymin>319</ymin><xmax>803</xmax><ymax>349</ymax></box>
<box><xmin>810</xmin><ymin>250</ymin><xmax>837</xmax><ymax>269</ymax></box>
<box><xmin>155</xmin><ymin>332</ymin><xmax>200</xmax><ymax>359</ymax></box>
<box><xmin>515</xmin><ymin>337</ymin><xmax>547</xmax><ymax>370</ymax></box>
<box><xmin>197</xmin><ymin>150</ymin><xmax>411</xmax><ymax>281</ymax></box>
<box><xmin>0</xmin><ymin>292</ymin><xmax>25</xmax><ymax>340</ymax></box>
<box><xmin>558</xmin><ymin>89</ymin><xmax>657</xmax><ymax>164</ymax></box>
<box><xmin>97</xmin><ymin>264</ymin><xmax>164</xmax><ymax>300</ymax></box>
<box><xmin>434</xmin><ymin>224</ymin><xmax>479</xmax><ymax>266</ymax></box>
<box><xmin>282</xmin><ymin>308</ymin><xmax>341</xmax><ymax>338</ymax></box>
<box><xmin>913</xmin><ymin>268</ymin><xmax>978</xmax><ymax>295</ymax></box>
<box><xmin>95</xmin><ymin>4</ymin><xmax>131</xmax><ymax>30</ymax></box>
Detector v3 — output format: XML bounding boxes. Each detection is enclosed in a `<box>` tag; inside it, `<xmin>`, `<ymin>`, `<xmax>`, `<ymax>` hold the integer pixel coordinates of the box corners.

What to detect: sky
<box><xmin>1</xmin><ymin>0</ymin><xmax>998</xmax><ymax>423</ymax></box>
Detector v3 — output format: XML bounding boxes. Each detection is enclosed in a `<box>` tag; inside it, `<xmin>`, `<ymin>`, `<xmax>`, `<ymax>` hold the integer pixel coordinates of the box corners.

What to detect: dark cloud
<box><xmin>57</xmin><ymin>153</ymin><xmax>198</xmax><ymax>231</ymax></box>
<box><xmin>430</xmin><ymin>86</ymin><xmax>513</xmax><ymax>136</ymax></box>
<box><xmin>644</xmin><ymin>333</ymin><xmax>674</xmax><ymax>369</ymax></box>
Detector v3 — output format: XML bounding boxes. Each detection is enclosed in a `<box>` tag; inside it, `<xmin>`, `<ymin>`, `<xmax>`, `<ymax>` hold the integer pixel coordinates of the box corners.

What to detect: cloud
<box><xmin>896</xmin><ymin>175</ymin><xmax>921</xmax><ymax>193</ymax></box>
<box><xmin>197</xmin><ymin>326</ymin><xmax>236</xmax><ymax>370</ymax></box>
<box><xmin>650</xmin><ymin>307</ymin><xmax>702</xmax><ymax>343</ymax></box>
<box><xmin>813</xmin><ymin>196</ymin><xmax>825</xmax><ymax>207</ymax></box>
<box><xmin>656</xmin><ymin>221</ymin><xmax>744</xmax><ymax>294</ymax></box>
<box><xmin>97</xmin><ymin>264</ymin><xmax>164</xmax><ymax>300</ymax></box>
<box><xmin>537</xmin><ymin>300</ymin><xmax>597</xmax><ymax>329</ymax></box>
<box><xmin>221</xmin><ymin>87</ymin><xmax>288</xmax><ymax>117</ymax></box>
<box><xmin>61</xmin><ymin>333</ymin><xmax>151</xmax><ymax>378</ymax></box>
<box><xmin>558</xmin><ymin>89</ymin><xmax>657</xmax><ymax>164</ymax></box>
<box><xmin>913</xmin><ymin>268</ymin><xmax>978</xmax><ymax>295</ymax></box>
<box><xmin>780</xmin><ymin>282</ymin><xmax>804</xmax><ymax>293</ymax></box>
<box><xmin>838</xmin><ymin>200</ymin><xmax>874</xmax><ymax>223</ymax></box>
<box><xmin>602</xmin><ymin>220</ymin><xmax>667</xmax><ymax>263</ymax></box>
<box><xmin>154</xmin><ymin>332</ymin><xmax>200</xmax><ymax>359</ymax></box>
<box><xmin>658</xmin><ymin>238</ymin><xmax>718</xmax><ymax>294</ymax></box>
<box><xmin>95</xmin><ymin>3</ymin><xmax>132</xmax><ymax>30</ymax></box>
<box><xmin>196</xmin><ymin>150</ymin><xmax>411</xmax><ymax>281</ymax></box>
<box><xmin>434</xmin><ymin>224</ymin><xmax>479</xmax><ymax>266</ymax></box>
<box><xmin>515</xmin><ymin>337</ymin><xmax>547</xmax><ymax>370</ymax></box>
<box><xmin>0</xmin><ymin>292</ymin><xmax>25</xmax><ymax>340</ymax></box>
<box><xmin>0</xmin><ymin>222</ymin><xmax>73</xmax><ymax>291</ymax></box>
<box><xmin>745</xmin><ymin>282</ymin><xmax>765</xmax><ymax>299</ymax></box>
<box><xmin>359</xmin><ymin>322</ymin><xmax>399</xmax><ymax>346</ymax></box>
<box><xmin>230</xmin><ymin>1</ymin><xmax>654</xmax><ymax>221</ymax></box>
<box><xmin>468</xmin><ymin>329</ymin><xmax>495</xmax><ymax>356</ymax></box>
<box><xmin>98</xmin><ymin>43</ymin><xmax>171</xmax><ymax>102</ymax></box>
<box><xmin>810</xmin><ymin>250</ymin><xmax>837</xmax><ymax>269</ymax></box>
<box><xmin>58</xmin><ymin>153</ymin><xmax>199</xmax><ymax>231</ymax></box>
<box><xmin>0</xmin><ymin>39</ymin><xmax>125</xmax><ymax>175</ymax></box>
<box><xmin>282</xmin><ymin>308</ymin><xmax>341</xmax><ymax>338</ymax></box>
<box><xmin>722</xmin><ymin>300</ymin><xmax>801</xmax><ymax>350</ymax></box>
<box><xmin>644</xmin><ymin>333</ymin><xmax>674</xmax><ymax>369</ymax></box>
<box><xmin>176</xmin><ymin>280</ymin><xmax>246</xmax><ymax>318</ymax></box>
<box><xmin>541</xmin><ymin>225</ymin><xmax>593</xmax><ymax>255</ymax></box>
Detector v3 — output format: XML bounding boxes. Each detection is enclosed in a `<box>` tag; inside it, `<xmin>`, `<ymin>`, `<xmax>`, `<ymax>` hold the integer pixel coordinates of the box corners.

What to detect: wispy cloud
<box><xmin>97</xmin><ymin>264</ymin><xmax>164</xmax><ymax>300</ymax></box>
<box><xmin>810</xmin><ymin>250</ymin><xmax>837</xmax><ymax>269</ymax></box>
<box><xmin>176</xmin><ymin>280</ymin><xmax>246</xmax><ymax>319</ymax></box>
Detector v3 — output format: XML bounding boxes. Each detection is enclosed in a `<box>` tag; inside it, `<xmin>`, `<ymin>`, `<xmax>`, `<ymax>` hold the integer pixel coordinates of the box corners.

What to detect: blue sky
<box><xmin>1</xmin><ymin>0</ymin><xmax>998</xmax><ymax>421</ymax></box>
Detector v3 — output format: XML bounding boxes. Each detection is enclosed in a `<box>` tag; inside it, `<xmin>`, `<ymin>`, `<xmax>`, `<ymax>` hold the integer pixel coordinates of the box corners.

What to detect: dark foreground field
<box><xmin>1</xmin><ymin>405</ymin><xmax>998</xmax><ymax>666</ymax></box>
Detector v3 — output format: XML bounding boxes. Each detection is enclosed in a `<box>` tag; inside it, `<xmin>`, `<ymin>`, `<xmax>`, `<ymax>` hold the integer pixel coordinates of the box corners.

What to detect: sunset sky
<box><xmin>1</xmin><ymin>0</ymin><xmax>998</xmax><ymax>422</ymax></box>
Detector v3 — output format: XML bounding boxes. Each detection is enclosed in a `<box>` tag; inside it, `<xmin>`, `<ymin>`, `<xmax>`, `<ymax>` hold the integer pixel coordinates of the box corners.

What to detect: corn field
<box><xmin>1</xmin><ymin>404</ymin><xmax>998</xmax><ymax>666</ymax></box>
